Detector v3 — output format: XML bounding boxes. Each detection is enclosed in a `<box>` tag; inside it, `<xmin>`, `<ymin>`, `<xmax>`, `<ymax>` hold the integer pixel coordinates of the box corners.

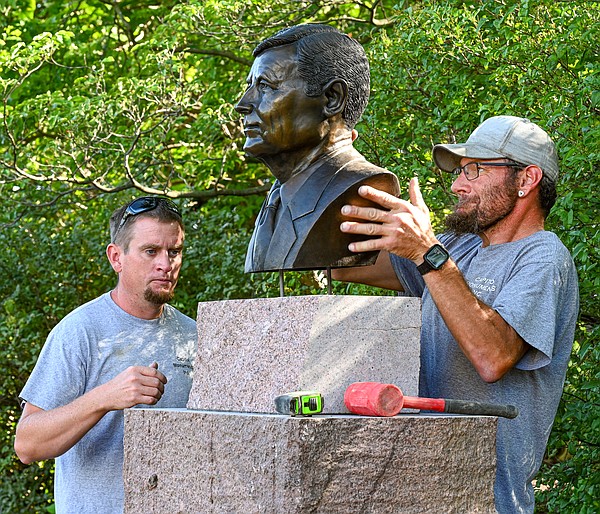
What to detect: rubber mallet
<box><xmin>344</xmin><ymin>382</ymin><xmax>518</xmax><ymax>419</ymax></box>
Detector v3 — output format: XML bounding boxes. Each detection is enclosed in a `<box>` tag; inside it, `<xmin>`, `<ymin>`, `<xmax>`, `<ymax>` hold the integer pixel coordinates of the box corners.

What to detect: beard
<box><xmin>144</xmin><ymin>287</ymin><xmax>175</xmax><ymax>305</ymax></box>
<box><xmin>445</xmin><ymin>174</ymin><xmax>519</xmax><ymax>234</ymax></box>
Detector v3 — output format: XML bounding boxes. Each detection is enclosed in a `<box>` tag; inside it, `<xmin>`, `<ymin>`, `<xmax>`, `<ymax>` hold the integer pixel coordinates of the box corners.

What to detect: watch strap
<box><xmin>416</xmin><ymin>260</ymin><xmax>433</xmax><ymax>275</ymax></box>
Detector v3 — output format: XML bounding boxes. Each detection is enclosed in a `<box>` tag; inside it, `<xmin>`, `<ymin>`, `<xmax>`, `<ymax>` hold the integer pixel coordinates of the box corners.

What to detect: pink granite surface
<box><xmin>124</xmin><ymin>409</ymin><xmax>497</xmax><ymax>513</ymax></box>
<box><xmin>187</xmin><ymin>295</ymin><xmax>421</xmax><ymax>413</ymax></box>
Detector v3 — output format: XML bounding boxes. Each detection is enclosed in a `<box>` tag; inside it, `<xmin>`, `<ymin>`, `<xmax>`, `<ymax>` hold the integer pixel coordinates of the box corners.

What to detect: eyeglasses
<box><xmin>116</xmin><ymin>196</ymin><xmax>181</xmax><ymax>234</ymax></box>
<box><xmin>452</xmin><ymin>161</ymin><xmax>525</xmax><ymax>181</ymax></box>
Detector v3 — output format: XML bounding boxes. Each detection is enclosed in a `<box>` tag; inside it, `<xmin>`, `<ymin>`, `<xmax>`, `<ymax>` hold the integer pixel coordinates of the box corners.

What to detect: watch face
<box><xmin>426</xmin><ymin>245</ymin><xmax>449</xmax><ymax>269</ymax></box>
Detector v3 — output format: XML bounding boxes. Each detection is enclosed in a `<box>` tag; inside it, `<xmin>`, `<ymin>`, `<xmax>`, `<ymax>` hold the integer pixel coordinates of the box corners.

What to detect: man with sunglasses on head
<box><xmin>332</xmin><ymin>116</ymin><xmax>579</xmax><ymax>513</ymax></box>
<box><xmin>15</xmin><ymin>197</ymin><xmax>197</xmax><ymax>513</ymax></box>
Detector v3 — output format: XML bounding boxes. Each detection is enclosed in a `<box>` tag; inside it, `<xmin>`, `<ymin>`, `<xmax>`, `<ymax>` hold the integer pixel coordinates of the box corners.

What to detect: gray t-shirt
<box><xmin>20</xmin><ymin>292</ymin><xmax>197</xmax><ymax>513</ymax></box>
<box><xmin>391</xmin><ymin>231</ymin><xmax>579</xmax><ymax>514</ymax></box>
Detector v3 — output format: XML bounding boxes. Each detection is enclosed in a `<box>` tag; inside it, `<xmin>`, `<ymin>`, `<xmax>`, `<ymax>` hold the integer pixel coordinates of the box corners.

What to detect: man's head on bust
<box><xmin>235</xmin><ymin>24</ymin><xmax>370</xmax><ymax>182</ymax></box>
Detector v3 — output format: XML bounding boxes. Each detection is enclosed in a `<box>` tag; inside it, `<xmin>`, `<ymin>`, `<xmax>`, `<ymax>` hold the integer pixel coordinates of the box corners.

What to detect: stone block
<box><xmin>188</xmin><ymin>295</ymin><xmax>421</xmax><ymax>414</ymax></box>
<box><xmin>123</xmin><ymin>409</ymin><xmax>497</xmax><ymax>513</ymax></box>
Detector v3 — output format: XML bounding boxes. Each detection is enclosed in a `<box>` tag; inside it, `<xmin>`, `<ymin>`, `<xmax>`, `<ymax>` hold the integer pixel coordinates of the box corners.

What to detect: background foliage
<box><xmin>1</xmin><ymin>0</ymin><xmax>598</xmax><ymax>512</ymax></box>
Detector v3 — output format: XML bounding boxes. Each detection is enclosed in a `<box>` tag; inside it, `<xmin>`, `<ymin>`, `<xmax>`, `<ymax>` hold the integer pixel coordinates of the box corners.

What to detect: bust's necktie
<box><xmin>252</xmin><ymin>182</ymin><xmax>281</xmax><ymax>267</ymax></box>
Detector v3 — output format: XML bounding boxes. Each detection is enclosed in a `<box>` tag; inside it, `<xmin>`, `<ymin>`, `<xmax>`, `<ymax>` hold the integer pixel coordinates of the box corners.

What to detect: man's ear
<box><xmin>323</xmin><ymin>79</ymin><xmax>348</xmax><ymax>117</ymax></box>
<box><xmin>106</xmin><ymin>243</ymin><xmax>123</xmax><ymax>273</ymax></box>
<box><xmin>520</xmin><ymin>164</ymin><xmax>543</xmax><ymax>191</ymax></box>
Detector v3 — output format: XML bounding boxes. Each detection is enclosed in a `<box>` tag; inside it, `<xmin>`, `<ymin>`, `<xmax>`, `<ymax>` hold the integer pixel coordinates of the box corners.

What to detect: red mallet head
<box><xmin>344</xmin><ymin>382</ymin><xmax>404</xmax><ymax>417</ymax></box>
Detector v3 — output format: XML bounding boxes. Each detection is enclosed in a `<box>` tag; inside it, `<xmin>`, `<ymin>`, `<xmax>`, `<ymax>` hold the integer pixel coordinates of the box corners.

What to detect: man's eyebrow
<box><xmin>138</xmin><ymin>243</ymin><xmax>159</xmax><ymax>252</ymax></box>
<box><xmin>140</xmin><ymin>243</ymin><xmax>183</xmax><ymax>250</ymax></box>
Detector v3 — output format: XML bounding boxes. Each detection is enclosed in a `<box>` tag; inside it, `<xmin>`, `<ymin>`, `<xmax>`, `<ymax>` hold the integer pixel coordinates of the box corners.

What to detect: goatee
<box><xmin>144</xmin><ymin>288</ymin><xmax>175</xmax><ymax>305</ymax></box>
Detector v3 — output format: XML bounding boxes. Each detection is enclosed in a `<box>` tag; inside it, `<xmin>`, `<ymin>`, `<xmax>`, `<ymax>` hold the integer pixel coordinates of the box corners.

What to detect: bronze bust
<box><xmin>235</xmin><ymin>24</ymin><xmax>400</xmax><ymax>272</ymax></box>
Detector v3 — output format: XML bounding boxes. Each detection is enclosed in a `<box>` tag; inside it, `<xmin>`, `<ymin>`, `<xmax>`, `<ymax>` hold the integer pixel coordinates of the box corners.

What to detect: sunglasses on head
<box><xmin>116</xmin><ymin>197</ymin><xmax>181</xmax><ymax>234</ymax></box>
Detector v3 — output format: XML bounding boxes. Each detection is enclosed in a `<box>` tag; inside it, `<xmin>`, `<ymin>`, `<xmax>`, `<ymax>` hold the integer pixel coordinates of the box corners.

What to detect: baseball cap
<box><xmin>432</xmin><ymin>116</ymin><xmax>559</xmax><ymax>181</ymax></box>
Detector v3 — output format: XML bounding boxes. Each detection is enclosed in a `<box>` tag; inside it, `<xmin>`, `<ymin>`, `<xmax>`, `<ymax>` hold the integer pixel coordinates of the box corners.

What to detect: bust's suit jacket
<box><xmin>245</xmin><ymin>145</ymin><xmax>400</xmax><ymax>272</ymax></box>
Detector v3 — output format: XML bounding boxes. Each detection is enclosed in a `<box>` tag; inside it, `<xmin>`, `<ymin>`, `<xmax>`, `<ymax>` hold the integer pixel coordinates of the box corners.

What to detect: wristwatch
<box><xmin>417</xmin><ymin>244</ymin><xmax>450</xmax><ymax>275</ymax></box>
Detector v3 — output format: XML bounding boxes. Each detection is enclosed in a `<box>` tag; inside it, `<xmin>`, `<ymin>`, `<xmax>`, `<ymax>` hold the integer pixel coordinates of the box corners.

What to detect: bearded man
<box><xmin>332</xmin><ymin>116</ymin><xmax>579</xmax><ymax>514</ymax></box>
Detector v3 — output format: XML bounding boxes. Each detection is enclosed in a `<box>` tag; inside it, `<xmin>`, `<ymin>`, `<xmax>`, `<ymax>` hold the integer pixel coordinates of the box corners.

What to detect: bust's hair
<box><xmin>254</xmin><ymin>24</ymin><xmax>370</xmax><ymax>128</ymax></box>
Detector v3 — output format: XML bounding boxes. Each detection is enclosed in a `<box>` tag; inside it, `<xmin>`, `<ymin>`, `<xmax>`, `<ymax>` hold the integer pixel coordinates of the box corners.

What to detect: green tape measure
<box><xmin>274</xmin><ymin>391</ymin><xmax>324</xmax><ymax>416</ymax></box>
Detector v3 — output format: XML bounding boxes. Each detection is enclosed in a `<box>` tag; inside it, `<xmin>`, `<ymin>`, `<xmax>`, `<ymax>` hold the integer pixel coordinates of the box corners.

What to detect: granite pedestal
<box><xmin>123</xmin><ymin>295</ymin><xmax>498</xmax><ymax>512</ymax></box>
<box><xmin>124</xmin><ymin>409</ymin><xmax>496</xmax><ymax>513</ymax></box>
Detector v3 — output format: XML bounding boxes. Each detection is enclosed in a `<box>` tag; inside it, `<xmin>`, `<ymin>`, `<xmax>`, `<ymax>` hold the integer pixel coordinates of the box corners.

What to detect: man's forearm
<box><xmin>331</xmin><ymin>251</ymin><xmax>404</xmax><ymax>291</ymax></box>
<box><xmin>14</xmin><ymin>386</ymin><xmax>110</xmax><ymax>464</ymax></box>
<box><xmin>424</xmin><ymin>259</ymin><xmax>528</xmax><ymax>383</ymax></box>
<box><xmin>15</xmin><ymin>364</ymin><xmax>167</xmax><ymax>463</ymax></box>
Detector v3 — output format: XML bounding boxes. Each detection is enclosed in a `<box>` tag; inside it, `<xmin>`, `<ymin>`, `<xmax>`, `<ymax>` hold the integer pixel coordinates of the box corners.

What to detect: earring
<box><xmin>518</xmin><ymin>190</ymin><xmax>525</xmax><ymax>197</ymax></box>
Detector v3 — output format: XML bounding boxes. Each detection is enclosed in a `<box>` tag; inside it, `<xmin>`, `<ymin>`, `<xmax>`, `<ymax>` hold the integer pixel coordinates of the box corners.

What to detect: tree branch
<box><xmin>178</xmin><ymin>46</ymin><xmax>253</xmax><ymax>67</ymax></box>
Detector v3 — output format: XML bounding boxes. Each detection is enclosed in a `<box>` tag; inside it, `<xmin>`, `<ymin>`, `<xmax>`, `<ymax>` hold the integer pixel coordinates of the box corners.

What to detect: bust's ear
<box><xmin>323</xmin><ymin>79</ymin><xmax>348</xmax><ymax>117</ymax></box>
